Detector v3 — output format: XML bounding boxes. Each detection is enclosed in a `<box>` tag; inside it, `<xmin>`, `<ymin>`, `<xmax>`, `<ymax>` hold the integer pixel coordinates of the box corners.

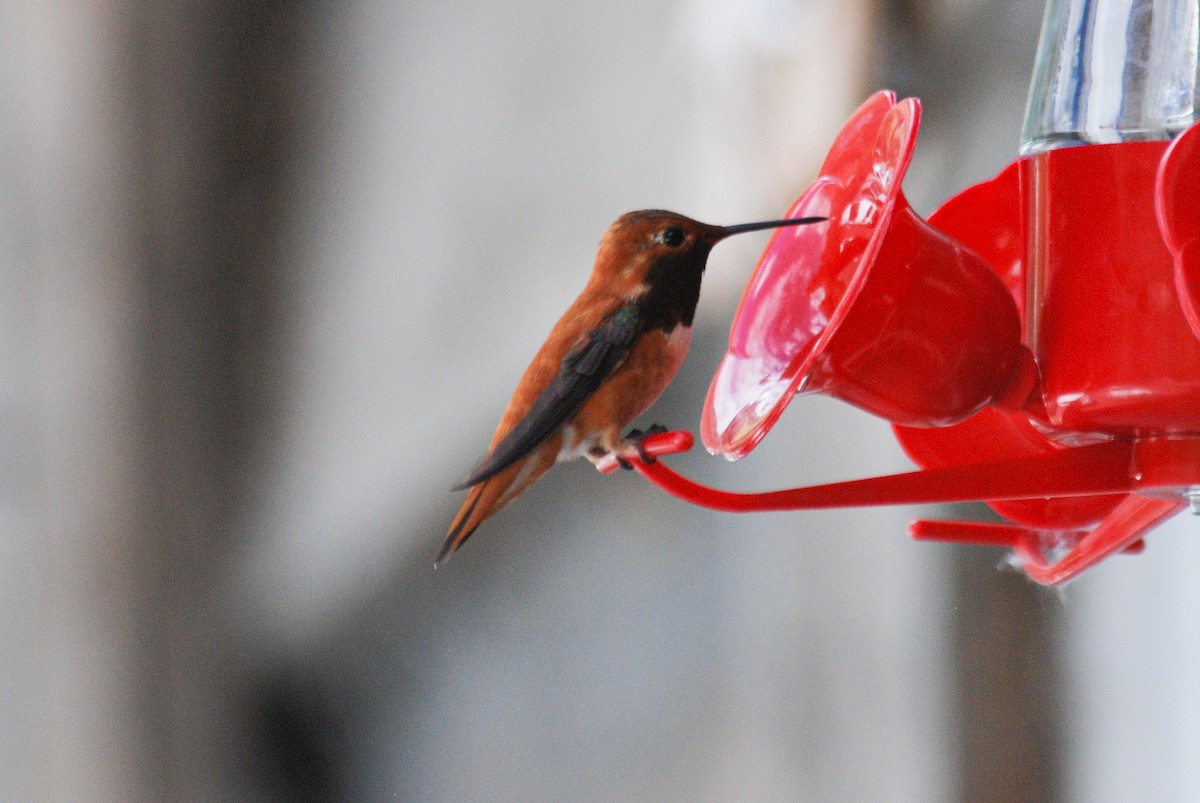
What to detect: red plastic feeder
<box><xmin>598</xmin><ymin>88</ymin><xmax>1200</xmax><ymax>586</ymax></box>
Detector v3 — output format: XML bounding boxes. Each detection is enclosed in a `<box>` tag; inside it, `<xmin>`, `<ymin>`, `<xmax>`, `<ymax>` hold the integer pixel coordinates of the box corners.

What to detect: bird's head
<box><xmin>592</xmin><ymin>210</ymin><xmax>724</xmax><ymax>297</ymax></box>
<box><xmin>590</xmin><ymin>209</ymin><xmax>825</xmax><ymax>327</ymax></box>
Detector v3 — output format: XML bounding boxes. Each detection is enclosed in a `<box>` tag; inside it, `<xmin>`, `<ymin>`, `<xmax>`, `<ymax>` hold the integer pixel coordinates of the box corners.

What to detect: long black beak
<box><xmin>719</xmin><ymin>216</ymin><xmax>827</xmax><ymax>238</ymax></box>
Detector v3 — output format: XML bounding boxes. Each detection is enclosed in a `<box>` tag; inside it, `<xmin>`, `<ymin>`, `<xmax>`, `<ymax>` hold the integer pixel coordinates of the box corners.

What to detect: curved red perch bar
<box><xmin>601</xmin><ymin>430</ymin><xmax>1200</xmax><ymax>585</ymax></box>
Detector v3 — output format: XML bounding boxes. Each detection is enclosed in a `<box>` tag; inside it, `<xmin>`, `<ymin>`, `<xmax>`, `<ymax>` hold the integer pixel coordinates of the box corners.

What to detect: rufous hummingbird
<box><xmin>439</xmin><ymin>210</ymin><xmax>825</xmax><ymax>564</ymax></box>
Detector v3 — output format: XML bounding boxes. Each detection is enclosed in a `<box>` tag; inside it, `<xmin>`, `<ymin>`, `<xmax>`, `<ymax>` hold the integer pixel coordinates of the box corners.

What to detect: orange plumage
<box><xmin>439</xmin><ymin>210</ymin><xmax>824</xmax><ymax>564</ymax></box>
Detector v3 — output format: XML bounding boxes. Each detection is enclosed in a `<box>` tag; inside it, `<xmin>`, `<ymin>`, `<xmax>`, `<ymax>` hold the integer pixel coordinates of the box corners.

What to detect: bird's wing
<box><xmin>453</xmin><ymin>302</ymin><xmax>641</xmax><ymax>490</ymax></box>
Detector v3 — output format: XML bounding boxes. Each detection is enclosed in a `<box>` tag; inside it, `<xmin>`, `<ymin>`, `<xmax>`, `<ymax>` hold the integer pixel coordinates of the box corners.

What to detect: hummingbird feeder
<box><xmin>598</xmin><ymin>0</ymin><xmax>1200</xmax><ymax>585</ymax></box>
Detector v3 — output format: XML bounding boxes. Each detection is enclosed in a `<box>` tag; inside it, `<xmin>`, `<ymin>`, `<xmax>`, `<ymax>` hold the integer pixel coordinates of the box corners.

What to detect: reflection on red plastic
<box><xmin>701</xmin><ymin>91</ymin><xmax>902</xmax><ymax>459</ymax></box>
<box><xmin>1008</xmin><ymin>496</ymin><xmax>1180</xmax><ymax>586</ymax></box>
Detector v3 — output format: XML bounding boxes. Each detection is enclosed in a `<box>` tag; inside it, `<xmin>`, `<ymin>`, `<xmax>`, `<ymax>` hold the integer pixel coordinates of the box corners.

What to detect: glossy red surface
<box><xmin>701</xmin><ymin>91</ymin><xmax>901</xmax><ymax>459</ymax></box>
<box><xmin>895</xmin><ymin>408</ymin><xmax>1126</xmax><ymax>530</ymax></box>
<box><xmin>917</xmin><ymin>162</ymin><xmax>1024</xmax><ymax>317</ymax></box>
<box><xmin>702</xmin><ymin>91</ymin><xmax>1023</xmax><ymax>459</ymax></box>
<box><xmin>1156</xmin><ymin>120</ymin><xmax>1200</xmax><ymax>339</ymax></box>
<box><xmin>1024</xmin><ymin>141</ymin><xmax>1200</xmax><ymax>434</ymax></box>
<box><xmin>1010</xmin><ymin>496</ymin><xmax>1184</xmax><ymax>585</ymax></box>
<box><xmin>893</xmin><ymin>160</ymin><xmax>1126</xmax><ymax>530</ymax></box>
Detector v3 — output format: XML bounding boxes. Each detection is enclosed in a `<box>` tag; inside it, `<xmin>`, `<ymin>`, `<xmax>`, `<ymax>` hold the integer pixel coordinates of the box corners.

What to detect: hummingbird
<box><xmin>438</xmin><ymin>209</ymin><xmax>825</xmax><ymax>564</ymax></box>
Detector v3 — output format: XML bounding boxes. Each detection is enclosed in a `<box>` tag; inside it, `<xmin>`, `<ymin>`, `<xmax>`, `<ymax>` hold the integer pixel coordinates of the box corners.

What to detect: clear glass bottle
<box><xmin>1020</xmin><ymin>0</ymin><xmax>1200</xmax><ymax>154</ymax></box>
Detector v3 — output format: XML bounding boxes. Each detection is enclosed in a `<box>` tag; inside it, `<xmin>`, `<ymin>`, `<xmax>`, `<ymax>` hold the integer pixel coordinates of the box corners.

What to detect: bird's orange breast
<box><xmin>567</xmin><ymin>324</ymin><xmax>692</xmax><ymax>452</ymax></box>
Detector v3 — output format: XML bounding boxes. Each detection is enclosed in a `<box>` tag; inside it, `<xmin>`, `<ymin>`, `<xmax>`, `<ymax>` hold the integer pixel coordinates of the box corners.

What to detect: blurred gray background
<box><xmin>4</xmin><ymin>0</ymin><xmax>1200</xmax><ymax>800</ymax></box>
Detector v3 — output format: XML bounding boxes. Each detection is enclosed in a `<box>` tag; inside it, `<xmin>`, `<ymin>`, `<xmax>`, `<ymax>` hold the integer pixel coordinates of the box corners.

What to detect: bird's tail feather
<box><xmin>437</xmin><ymin>482</ymin><xmax>488</xmax><ymax>565</ymax></box>
<box><xmin>437</xmin><ymin>445</ymin><xmax>557</xmax><ymax>565</ymax></box>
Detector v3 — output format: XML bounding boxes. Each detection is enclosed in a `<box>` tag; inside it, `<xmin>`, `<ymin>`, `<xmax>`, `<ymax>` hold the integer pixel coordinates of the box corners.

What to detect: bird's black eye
<box><xmin>659</xmin><ymin>226</ymin><xmax>686</xmax><ymax>248</ymax></box>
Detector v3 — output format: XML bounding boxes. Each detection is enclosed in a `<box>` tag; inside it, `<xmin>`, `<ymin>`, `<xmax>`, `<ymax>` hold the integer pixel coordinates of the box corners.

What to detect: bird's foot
<box><xmin>590</xmin><ymin>444</ymin><xmax>634</xmax><ymax>471</ymax></box>
<box><xmin>625</xmin><ymin>424</ymin><xmax>669</xmax><ymax>464</ymax></box>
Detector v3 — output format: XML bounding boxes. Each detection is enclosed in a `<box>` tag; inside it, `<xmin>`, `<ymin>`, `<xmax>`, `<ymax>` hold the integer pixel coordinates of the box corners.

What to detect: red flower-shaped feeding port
<box><xmin>702</xmin><ymin>91</ymin><xmax>1031</xmax><ymax>460</ymax></box>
